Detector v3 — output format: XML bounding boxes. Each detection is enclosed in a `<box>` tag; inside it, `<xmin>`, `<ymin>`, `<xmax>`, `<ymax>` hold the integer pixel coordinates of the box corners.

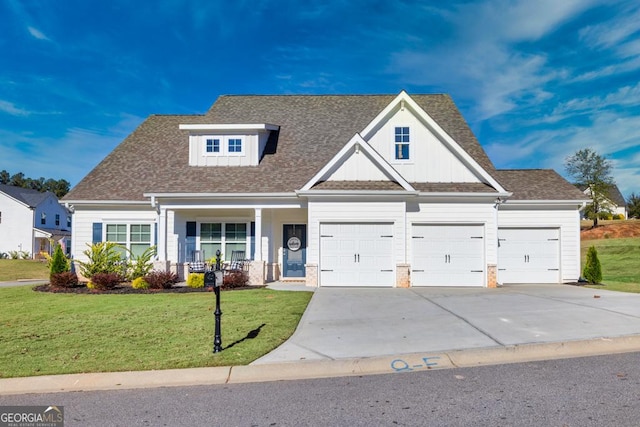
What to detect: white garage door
<box><xmin>412</xmin><ymin>224</ymin><xmax>485</xmax><ymax>287</ymax></box>
<box><xmin>498</xmin><ymin>228</ymin><xmax>560</xmax><ymax>284</ymax></box>
<box><xmin>320</xmin><ymin>223</ymin><xmax>394</xmax><ymax>287</ymax></box>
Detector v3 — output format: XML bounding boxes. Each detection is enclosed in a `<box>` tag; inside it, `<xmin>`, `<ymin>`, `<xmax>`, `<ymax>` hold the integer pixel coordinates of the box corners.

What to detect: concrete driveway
<box><xmin>253</xmin><ymin>284</ymin><xmax>640</xmax><ymax>364</ymax></box>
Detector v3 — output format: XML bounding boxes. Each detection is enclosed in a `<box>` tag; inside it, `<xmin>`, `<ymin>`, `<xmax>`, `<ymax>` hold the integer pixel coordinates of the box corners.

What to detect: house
<box><xmin>62</xmin><ymin>91</ymin><xmax>589</xmax><ymax>287</ymax></box>
<box><xmin>0</xmin><ymin>184</ymin><xmax>72</xmax><ymax>258</ymax></box>
<box><xmin>579</xmin><ymin>184</ymin><xmax>627</xmax><ymax>219</ymax></box>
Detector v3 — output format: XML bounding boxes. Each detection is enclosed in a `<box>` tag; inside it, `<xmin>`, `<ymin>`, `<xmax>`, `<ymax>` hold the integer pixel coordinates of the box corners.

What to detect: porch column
<box><xmin>157</xmin><ymin>208</ymin><xmax>167</xmax><ymax>261</ymax></box>
<box><xmin>254</xmin><ymin>208</ymin><xmax>262</xmax><ymax>261</ymax></box>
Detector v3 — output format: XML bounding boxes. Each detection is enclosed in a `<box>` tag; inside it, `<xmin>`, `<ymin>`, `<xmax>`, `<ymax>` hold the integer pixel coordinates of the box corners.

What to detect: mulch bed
<box><xmin>33</xmin><ymin>284</ymin><xmax>264</xmax><ymax>294</ymax></box>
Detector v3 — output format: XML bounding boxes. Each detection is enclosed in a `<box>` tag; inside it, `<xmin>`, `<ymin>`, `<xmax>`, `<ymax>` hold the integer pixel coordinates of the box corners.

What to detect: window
<box><xmin>228</xmin><ymin>138</ymin><xmax>243</xmax><ymax>153</ymax></box>
<box><xmin>105</xmin><ymin>223</ymin><xmax>152</xmax><ymax>257</ymax></box>
<box><xmin>394</xmin><ymin>127</ymin><xmax>410</xmax><ymax>160</ymax></box>
<box><xmin>0</xmin><ymin>211</ymin><xmax>2</xmax><ymax>224</ymax></box>
<box><xmin>198</xmin><ymin>222</ymin><xmax>247</xmax><ymax>261</ymax></box>
<box><xmin>41</xmin><ymin>212</ymin><xmax>46</xmax><ymax>225</ymax></box>
<box><xmin>206</xmin><ymin>138</ymin><xmax>220</xmax><ymax>153</ymax></box>
<box><xmin>55</xmin><ymin>214</ymin><xmax>60</xmax><ymax>226</ymax></box>
<box><xmin>67</xmin><ymin>216</ymin><xmax>71</xmax><ymax>228</ymax></box>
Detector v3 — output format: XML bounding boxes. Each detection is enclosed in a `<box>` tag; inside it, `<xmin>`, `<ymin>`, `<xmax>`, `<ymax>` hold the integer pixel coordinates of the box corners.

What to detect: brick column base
<box><xmin>305</xmin><ymin>264</ymin><xmax>318</xmax><ymax>288</ymax></box>
<box><xmin>396</xmin><ymin>264</ymin><xmax>411</xmax><ymax>288</ymax></box>
<box><xmin>487</xmin><ymin>264</ymin><xmax>497</xmax><ymax>288</ymax></box>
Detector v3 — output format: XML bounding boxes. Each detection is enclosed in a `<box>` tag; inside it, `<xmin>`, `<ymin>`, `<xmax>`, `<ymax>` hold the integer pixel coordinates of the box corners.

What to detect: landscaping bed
<box><xmin>32</xmin><ymin>283</ymin><xmax>264</xmax><ymax>294</ymax></box>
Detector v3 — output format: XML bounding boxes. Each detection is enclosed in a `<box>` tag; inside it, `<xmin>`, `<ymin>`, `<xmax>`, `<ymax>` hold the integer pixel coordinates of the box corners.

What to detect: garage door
<box><xmin>498</xmin><ymin>228</ymin><xmax>560</xmax><ymax>284</ymax></box>
<box><xmin>320</xmin><ymin>223</ymin><xmax>394</xmax><ymax>287</ymax></box>
<box><xmin>412</xmin><ymin>224</ymin><xmax>485</xmax><ymax>287</ymax></box>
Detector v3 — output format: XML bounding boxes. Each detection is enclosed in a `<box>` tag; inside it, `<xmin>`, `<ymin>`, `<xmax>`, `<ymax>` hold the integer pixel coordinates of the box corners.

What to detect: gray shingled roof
<box><xmin>577</xmin><ymin>184</ymin><xmax>626</xmax><ymax>207</ymax></box>
<box><xmin>63</xmin><ymin>94</ymin><xmax>581</xmax><ymax>203</ymax></box>
<box><xmin>0</xmin><ymin>184</ymin><xmax>52</xmax><ymax>207</ymax></box>
<box><xmin>495</xmin><ymin>170</ymin><xmax>588</xmax><ymax>201</ymax></box>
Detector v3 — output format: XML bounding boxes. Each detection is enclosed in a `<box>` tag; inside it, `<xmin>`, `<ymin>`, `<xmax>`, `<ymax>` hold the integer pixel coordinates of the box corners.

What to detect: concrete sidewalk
<box><xmin>3</xmin><ymin>283</ymin><xmax>640</xmax><ymax>395</ymax></box>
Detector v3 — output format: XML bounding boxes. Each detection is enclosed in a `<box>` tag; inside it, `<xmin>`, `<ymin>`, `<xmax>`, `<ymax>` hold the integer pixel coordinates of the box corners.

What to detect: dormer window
<box><xmin>395</xmin><ymin>127</ymin><xmax>410</xmax><ymax>160</ymax></box>
<box><xmin>206</xmin><ymin>138</ymin><xmax>220</xmax><ymax>154</ymax></box>
<box><xmin>228</xmin><ymin>138</ymin><xmax>243</xmax><ymax>154</ymax></box>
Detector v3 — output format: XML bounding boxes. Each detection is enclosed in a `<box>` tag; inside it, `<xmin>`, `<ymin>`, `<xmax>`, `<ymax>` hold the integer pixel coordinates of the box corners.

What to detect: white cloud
<box><xmin>0</xmin><ymin>100</ymin><xmax>30</xmax><ymax>116</ymax></box>
<box><xmin>27</xmin><ymin>26</ymin><xmax>50</xmax><ymax>41</ymax></box>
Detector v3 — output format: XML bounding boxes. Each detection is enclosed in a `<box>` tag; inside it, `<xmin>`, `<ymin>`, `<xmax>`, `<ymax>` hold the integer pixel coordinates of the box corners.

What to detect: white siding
<box><xmin>366</xmin><ymin>107</ymin><xmax>480</xmax><ymax>183</ymax></box>
<box><xmin>498</xmin><ymin>207</ymin><xmax>581</xmax><ymax>283</ymax></box>
<box><xmin>271</xmin><ymin>209</ymin><xmax>308</xmax><ymax>268</ymax></box>
<box><xmin>0</xmin><ymin>195</ymin><xmax>33</xmax><ymax>254</ymax></box>
<box><xmin>307</xmin><ymin>201</ymin><xmax>405</xmax><ymax>267</ymax></box>
<box><xmin>71</xmin><ymin>208</ymin><xmax>157</xmax><ymax>262</ymax></box>
<box><xmin>326</xmin><ymin>149</ymin><xmax>390</xmax><ymax>181</ymax></box>
<box><xmin>188</xmin><ymin>131</ymin><xmax>273</xmax><ymax>167</ymax></box>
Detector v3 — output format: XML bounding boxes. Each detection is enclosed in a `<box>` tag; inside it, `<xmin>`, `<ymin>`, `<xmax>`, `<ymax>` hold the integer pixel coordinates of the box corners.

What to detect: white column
<box><xmin>157</xmin><ymin>208</ymin><xmax>167</xmax><ymax>261</ymax></box>
<box><xmin>254</xmin><ymin>208</ymin><xmax>262</xmax><ymax>261</ymax></box>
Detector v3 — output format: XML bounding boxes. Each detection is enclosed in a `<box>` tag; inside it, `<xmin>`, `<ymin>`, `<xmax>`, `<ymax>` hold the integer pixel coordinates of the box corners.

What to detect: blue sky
<box><xmin>1</xmin><ymin>0</ymin><xmax>639</xmax><ymax>198</ymax></box>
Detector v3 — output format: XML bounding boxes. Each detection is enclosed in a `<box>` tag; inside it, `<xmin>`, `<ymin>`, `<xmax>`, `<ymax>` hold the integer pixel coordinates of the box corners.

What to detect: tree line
<box><xmin>0</xmin><ymin>170</ymin><xmax>70</xmax><ymax>198</ymax></box>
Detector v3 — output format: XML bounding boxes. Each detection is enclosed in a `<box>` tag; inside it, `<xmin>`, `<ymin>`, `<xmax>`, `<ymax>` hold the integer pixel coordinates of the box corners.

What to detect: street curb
<box><xmin>2</xmin><ymin>335</ymin><xmax>640</xmax><ymax>395</ymax></box>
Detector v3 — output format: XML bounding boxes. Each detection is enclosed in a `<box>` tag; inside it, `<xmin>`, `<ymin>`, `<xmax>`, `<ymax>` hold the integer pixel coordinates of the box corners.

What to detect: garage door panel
<box><xmin>412</xmin><ymin>224</ymin><xmax>485</xmax><ymax>287</ymax></box>
<box><xmin>498</xmin><ymin>228</ymin><xmax>560</xmax><ymax>284</ymax></box>
<box><xmin>320</xmin><ymin>223</ymin><xmax>394</xmax><ymax>287</ymax></box>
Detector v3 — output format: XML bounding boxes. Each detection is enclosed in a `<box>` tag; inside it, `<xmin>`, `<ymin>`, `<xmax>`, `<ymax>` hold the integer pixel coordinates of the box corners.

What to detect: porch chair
<box><xmin>188</xmin><ymin>250</ymin><xmax>206</xmax><ymax>274</ymax></box>
<box><xmin>224</xmin><ymin>250</ymin><xmax>248</xmax><ymax>274</ymax></box>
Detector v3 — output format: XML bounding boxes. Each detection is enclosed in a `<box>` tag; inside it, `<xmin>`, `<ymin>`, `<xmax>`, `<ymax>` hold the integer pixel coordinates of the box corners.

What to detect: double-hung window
<box><xmin>41</xmin><ymin>212</ymin><xmax>46</xmax><ymax>225</ymax></box>
<box><xmin>55</xmin><ymin>214</ymin><xmax>60</xmax><ymax>226</ymax></box>
<box><xmin>394</xmin><ymin>127</ymin><xmax>410</xmax><ymax>160</ymax></box>
<box><xmin>199</xmin><ymin>222</ymin><xmax>247</xmax><ymax>261</ymax></box>
<box><xmin>105</xmin><ymin>223</ymin><xmax>152</xmax><ymax>257</ymax></box>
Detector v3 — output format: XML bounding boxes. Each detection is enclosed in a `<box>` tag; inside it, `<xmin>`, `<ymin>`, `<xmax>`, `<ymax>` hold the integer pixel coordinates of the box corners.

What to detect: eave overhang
<box><xmin>178</xmin><ymin>123</ymin><xmax>279</xmax><ymax>131</ymax></box>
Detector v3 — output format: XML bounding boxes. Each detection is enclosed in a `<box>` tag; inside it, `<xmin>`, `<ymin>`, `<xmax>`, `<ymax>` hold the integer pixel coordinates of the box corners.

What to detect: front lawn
<box><xmin>581</xmin><ymin>237</ymin><xmax>640</xmax><ymax>292</ymax></box>
<box><xmin>0</xmin><ymin>259</ymin><xmax>49</xmax><ymax>281</ymax></box>
<box><xmin>0</xmin><ymin>286</ymin><xmax>312</xmax><ymax>378</ymax></box>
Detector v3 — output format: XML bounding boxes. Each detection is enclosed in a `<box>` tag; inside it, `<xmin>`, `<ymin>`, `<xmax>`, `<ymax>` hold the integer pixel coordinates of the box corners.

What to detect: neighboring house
<box><xmin>578</xmin><ymin>184</ymin><xmax>628</xmax><ymax>219</ymax></box>
<box><xmin>62</xmin><ymin>91</ymin><xmax>589</xmax><ymax>287</ymax></box>
<box><xmin>0</xmin><ymin>184</ymin><xmax>72</xmax><ymax>258</ymax></box>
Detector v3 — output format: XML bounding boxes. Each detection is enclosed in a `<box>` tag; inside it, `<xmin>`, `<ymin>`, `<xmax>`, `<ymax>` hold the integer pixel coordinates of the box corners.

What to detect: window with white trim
<box><xmin>228</xmin><ymin>138</ymin><xmax>243</xmax><ymax>154</ymax></box>
<box><xmin>205</xmin><ymin>138</ymin><xmax>220</xmax><ymax>154</ymax></box>
<box><xmin>199</xmin><ymin>222</ymin><xmax>247</xmax><ymax>261</ymax></box>
<box><xmin>105</xmin><ymin>223</ymin><xmax>152</xmax><ymax>257</ymax></box>
<box><xmin>394</xmin><ymin>126</ymin><xmax>410</xmax><ymax>160</ymax></box>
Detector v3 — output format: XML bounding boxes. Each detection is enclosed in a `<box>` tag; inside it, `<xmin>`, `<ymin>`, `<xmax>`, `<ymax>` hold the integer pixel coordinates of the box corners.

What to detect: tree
<box><xmin>0</xmin><ymin>170</ymin><xmax>9</xmax><ymax>184</ymax></box>
<box><xmin>564</xmin><ymin>148</ymin><xmax>615</xmax><ymax>227</ymax></box>
<box><xmin>583</xmin><ymin>246</ymin><xmax>602</xmax><ymax>284</ymax></box>
<box><xmin>628</xmin><ymin>193</ymin><xmax>640</xmax><ymax>219</ymax></box>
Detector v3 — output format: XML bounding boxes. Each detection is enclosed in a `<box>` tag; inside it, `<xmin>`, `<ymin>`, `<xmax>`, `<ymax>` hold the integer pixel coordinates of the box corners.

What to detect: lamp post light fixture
<box><xmin>207</xmin><ymin>249</ymin><xmax>223</xmax><ymax>353</ymax></box>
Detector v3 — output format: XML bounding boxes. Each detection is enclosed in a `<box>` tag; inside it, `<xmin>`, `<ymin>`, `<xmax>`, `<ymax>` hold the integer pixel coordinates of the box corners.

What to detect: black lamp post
<box><xmin>211</xmin><ymin>249</ymin><xmax>223</xmax><ymax>353</ymax></box>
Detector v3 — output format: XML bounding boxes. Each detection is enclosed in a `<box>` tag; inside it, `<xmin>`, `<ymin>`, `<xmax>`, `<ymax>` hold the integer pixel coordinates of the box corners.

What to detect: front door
<box><xmin>283</xmin><ymin>224</ymin><xmax>306</xmax><ymax>277</ymax></box>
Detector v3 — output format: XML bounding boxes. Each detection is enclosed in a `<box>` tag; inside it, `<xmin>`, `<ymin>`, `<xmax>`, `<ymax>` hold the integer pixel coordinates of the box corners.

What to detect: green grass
<box><xmin>0</xmin><ymin>259</ymin><xmax>49</xmax><ymax>281</ymax></box>
<box><xmin>581</xmin><ymin>237</ymin><xmax>640</xmax><ymax>293</ymax></box>
<box><xmin>0</xmin><ymin>286</ymin><xmax>312</xmax><ymax>378</ymax></box>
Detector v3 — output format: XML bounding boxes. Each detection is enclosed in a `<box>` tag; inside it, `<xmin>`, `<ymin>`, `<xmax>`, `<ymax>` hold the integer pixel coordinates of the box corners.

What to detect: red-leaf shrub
<box><xmin>144</xmin><ymin>271</ymin><xmax>180</xmax><ymax>289</ymax></box>
<box><xmin>49</xmin><ymin>272</ymin><xmax>79</xmax><ymax>288</ymax></box>
<box><xmin>223</xmin><ymin>271</ymin><xmax>249</xmax><ymax>289</ymax></box>
<box><xmin>89</xmin><ymin>272</ymin><xmax>123</xmax><ymax>290</ymax></box>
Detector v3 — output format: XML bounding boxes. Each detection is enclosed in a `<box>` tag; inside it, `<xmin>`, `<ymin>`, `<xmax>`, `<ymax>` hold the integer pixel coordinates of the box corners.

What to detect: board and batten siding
<box><xmin>188</xmin><ymin>133</ymin><xmax>264</xmax><ymax>167</ymax></box>
<box><xmin>366</xmin><ymin>107</ymin><xmax>480</xmax><ymax>183</ymax></box>
<box><xmin>71</xmin><ymin>208</ymin><xmax>157</xmax><ymax>262</ymax></box>
<box><xmin>406</xmin><ymin>202</ymin><xmax>498</xmax><ymax>266</ymax></box>
<box><xmin>307</xmin><ymin>201</ymin><xmax>406</xmax><ymax>267</ymax></box>
<box><xmin>498</xmin><ymin>208</ymin><xmax>581</xmax><ymax>283</ymax></box>
<box><xmin>0</xmin><ymin>196</ymin><xmax>33</xmax><ymax>254</ymax></box>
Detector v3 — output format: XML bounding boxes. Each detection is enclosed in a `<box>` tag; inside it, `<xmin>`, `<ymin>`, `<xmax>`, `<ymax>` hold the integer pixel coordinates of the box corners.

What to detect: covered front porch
<box><xmin>148</xmin><ymin>193</ymin><xmax>309</xmax><ymax>286</ymax></box>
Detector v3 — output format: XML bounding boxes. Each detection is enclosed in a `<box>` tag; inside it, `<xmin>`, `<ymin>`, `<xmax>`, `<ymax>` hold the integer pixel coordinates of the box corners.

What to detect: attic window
<box><xmin>228</xmin><ymin>138</ymin><xmax>243</xmax><ymax>154</ymax></box>
<box><xmin>395</xmin><ymin>127</ymin><xmax>410</xmax><ymax>160</ymax></box>
<box><xmin>206</xmin><ymin>138</ymin><xmax>220</xmax><ymax>153</ymax></box>
<box><xmin>41</xmin><ymin>212</ymin><xmax>46</xmax><ymax>225</ymax></box>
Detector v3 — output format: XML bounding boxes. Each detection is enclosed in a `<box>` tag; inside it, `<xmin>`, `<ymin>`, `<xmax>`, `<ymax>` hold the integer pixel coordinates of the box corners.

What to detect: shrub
<box><xmin>89</xmin><ymin>272</ymin><xmax>123</xmax><ymax>290</ymax></box>
<box><xmin>0</xmin><ymin>252</ymin><xmax>7</xmax><ymax>259</ymax></box>
<box><xmin>8</xmin><ymin>251</ymin><xmax>20</xmax><ymax>259</ymax></box>
<box><xmin>132</xmin><ymin>277</ymin><xmax>149</xmax><ymax>290</ymax></box>
<box><xmin>597</xmin><ymin>211</ymin><xmax>613</xmax><ymax>220</ymax></box>
<box><xmin>127</xmin><ymin>246</ymin><xmax>157</xmax><ymax>280</ymax></box>
<box><xmin>223</xmin><ymin>271</ymin><xmax>249</xmax><ymax>289</ymax></box>
<box><xmin>583</xmin><ymin>246</ymin><xmax>603</xmax><ymax>284</ymax></box>
<box><xmin>49</xmin><ymin>272</ymin><xmax>79</xmax><ymax>288</ymax></box>
<box><xmin>144</xmin><ymin>270</ymin><xmax>179</xmax><ymax>290</ymax></box>
<box><xmin>77</xmin><ymin>242</ymin><xmax>128</xmax><ymax>279</ymax></box>
<box><xmin>186</xmin><ymin>273</ymin><xmax>204</xmax><ymax>288</ymax></box>
<box><xmin>50</xmin><ymin>244</ymin><xmax>70</xmax><ymax>278</ymax></box>
<box><xmin>612</xmin><ymin>214</ymin><xmax>625</xmax><ymax>220</ymax></box>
